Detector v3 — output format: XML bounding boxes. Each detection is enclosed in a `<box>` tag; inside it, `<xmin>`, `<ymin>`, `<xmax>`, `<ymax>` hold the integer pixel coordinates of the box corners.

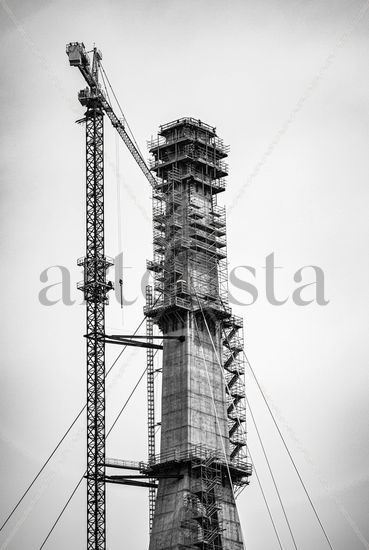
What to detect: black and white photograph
<box><xmin>0</xmin><ymin>1</ymin><xmax>368</xmax><ymax>549</ymax></box>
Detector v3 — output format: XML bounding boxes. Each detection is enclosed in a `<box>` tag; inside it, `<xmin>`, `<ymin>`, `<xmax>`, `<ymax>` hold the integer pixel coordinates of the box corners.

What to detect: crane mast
<box><xmin>70</xmin><ymin>44</ymin><xmax>112</xmax><ymax>550</ymax></box>
<box><xmin>82</xmin><ymin>101</ymin><xmax>109</xmax><ymax>550</ymax></box>
<box><xmin>66</xmin><ymin>42</ymin><xmax>158</xmax><ymax>549</ymax></box>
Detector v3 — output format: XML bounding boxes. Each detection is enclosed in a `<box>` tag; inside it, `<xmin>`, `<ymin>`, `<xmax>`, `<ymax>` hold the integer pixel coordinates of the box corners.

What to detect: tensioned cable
<box><xmin>214</xmin><ymin>319</ymin><xmax>297</xmax><ymax>548</ymax></box>
<box><xmin>0</xmin><ymin>305</ymin><xmax>157</xmax><ymax>533</ymax></box>
<box><xmin>39</xmin><ymin>342</ymin><xmax>162</xmax><ymax>549</ymax></box>
<box><xmin>106</xmin><ymin>362</ymin><xmax>149</xmax><ymax>437</ymax></box>
<box><xmin>217</xmin><ymin>297</ymin><xmax>334</xmax><ymax>550</ymax></box>
<box><xmin>246</xmin><ymin>445</ymin><xmax>284</xmax><ymax>550</ymax></box>
<box><xmin>99</xmin><ymin>66</ymin><xmax>112</xmax><ymax>108</ymax></box>
<box><xmin>243</xmin><ymin>350</ymin><xmax>335</xmax><ymax>550</ymax></box>
<box><xmin>115</xmin><ymin>132</ymin><xmax>124</xmax><ymax>322</ymax></box>
<box><xmin>193</xmin><ymin>288</ymin><xmax>290</xmax><ymax>550</ymax></box>
<box><xmin>0</xmin><ymin>410</ymin><xmax>84</xmax><ymax>533</ymax></box>
<box><xmin>99</xmin><ymin>55</ymin><xmax>124</xmax><ymax>313</ymax></box>
<box><xmin>39</xmin><ymin>362</ymin><xmax>150</xmax><ymax>549</ymax></box>
<box><xmin>100</xmin><ymin>63</ymin><xmax>144</xmax><ymax>159</ymax></box>
<box><xmin>39</xmin><ymin>476</ymin><xmax>84</xmax><ymax>550</ymax></box>
<box><xmin>246</xmin><ymin>395</ymin><xmax>298</xmax><ymax>550</ymax></box>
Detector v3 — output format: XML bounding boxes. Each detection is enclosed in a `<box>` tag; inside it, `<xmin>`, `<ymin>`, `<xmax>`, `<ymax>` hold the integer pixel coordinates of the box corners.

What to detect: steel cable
<box><xmin>38</xmin><ymin>362</ymin><xmax>150</xmax><ymax>549</ymax></box>
<box><xmin>0</xmin><ymin>308</ymin><xmax>154</xmax><ymax>534</ymax></box>
<box><xmin>244</xmin><ymin>350</ymin><xmax>335</xmax><ymax>550</ymax></box>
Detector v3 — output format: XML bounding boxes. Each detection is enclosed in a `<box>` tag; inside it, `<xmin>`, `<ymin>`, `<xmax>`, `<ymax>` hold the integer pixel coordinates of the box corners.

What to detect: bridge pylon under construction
<box><xmin>145</xmin><ymin>117</ymin><xmax>251</xmax><ymax>550</ymax></box>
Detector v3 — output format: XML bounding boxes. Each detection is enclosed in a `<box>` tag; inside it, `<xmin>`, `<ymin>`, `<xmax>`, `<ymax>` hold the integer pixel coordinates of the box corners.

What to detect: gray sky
<box><xmin>1</xmin><ymin>0</ymin><xmax>369</xmax><ymax>549</ymax></box>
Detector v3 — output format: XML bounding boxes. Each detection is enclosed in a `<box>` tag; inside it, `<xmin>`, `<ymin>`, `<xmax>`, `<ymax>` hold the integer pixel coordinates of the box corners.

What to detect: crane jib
<box><xmin>66</xmin><ymin>41</ymin><xmax>157</xmax><ymax>189</ymax></box>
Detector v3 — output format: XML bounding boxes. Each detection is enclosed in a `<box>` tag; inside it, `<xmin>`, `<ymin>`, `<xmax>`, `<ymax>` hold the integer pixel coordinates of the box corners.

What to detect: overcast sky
<box><xmin>1</xmin><ymin>0</ymin><xmax>369</xmax><ymax>549</ymax></box>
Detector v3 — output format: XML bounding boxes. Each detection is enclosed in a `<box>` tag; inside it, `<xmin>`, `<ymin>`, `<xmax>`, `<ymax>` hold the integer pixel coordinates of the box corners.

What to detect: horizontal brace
<box><xmin>104</xmin><ymin>460</ymin><xmax>182</xmax><ymax>478</ymax></box>
<box><xmin>109</xmin><ymin>334</ymin><xmax>185</xmax><ymax>342</ymax></box>
<box><xmin>105</xmin><ymin>463</ymin><xmax>144</xmax><ymax>471</ymax></box>
<box><xmin>105</xmin><ymin>477</ymin><xmax>158</xmax><ymax>489</ymax></box>
<box><xmin>104</xmin><ymin>337</ymin><xmax>163</xmax><ymax>350</ymax></box>
<box><xmin>108</xmin><ymin>474</ymin><xmax>183</xmax><ymax>480</ymax></box>
<box><xmin>108</xmin><ymin>475</ymin><xmax>148</xmax><ymax>479</ymax></box>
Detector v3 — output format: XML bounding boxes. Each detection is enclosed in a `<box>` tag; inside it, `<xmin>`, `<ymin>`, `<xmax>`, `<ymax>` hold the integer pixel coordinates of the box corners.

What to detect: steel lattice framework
<box><xmin>86</xmin><ymin>105</ymin><xmax>105</xmax><ymax>550</ymax></box>
<box><xmin>77</xmin><ymin>103</ymin><xmax>112</xmax><ymax>550</ymax></box>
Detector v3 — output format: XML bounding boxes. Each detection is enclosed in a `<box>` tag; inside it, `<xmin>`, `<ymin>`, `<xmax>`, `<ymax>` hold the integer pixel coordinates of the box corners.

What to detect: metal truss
<box><xmin>78</xmin><ymin>102</ymin><xmax>112</xmax><ymax>550</ymax></box>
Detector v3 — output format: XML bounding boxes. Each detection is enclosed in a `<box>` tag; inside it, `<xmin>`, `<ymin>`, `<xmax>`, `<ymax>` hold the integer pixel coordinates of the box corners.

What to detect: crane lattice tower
<box><xmin>146</xmin><ymin>118</ymin><xmax>251</xmax><ymax>550</ymax></box>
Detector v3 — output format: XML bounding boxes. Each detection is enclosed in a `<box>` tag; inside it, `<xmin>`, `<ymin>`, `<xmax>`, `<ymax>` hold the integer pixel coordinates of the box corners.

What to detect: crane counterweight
<box><xmin>66</xmin><ymin>42</ymin><xmax>90</xmax><ymax>67</ymax></box>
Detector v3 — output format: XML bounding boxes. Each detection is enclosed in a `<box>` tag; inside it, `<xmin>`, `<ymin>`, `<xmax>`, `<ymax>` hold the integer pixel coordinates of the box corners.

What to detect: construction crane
<box><xmin>66</xmin><ymin>42</ymin><xmax>157</xmax><ymax>550</ymax></box>
<box><xmin>67</xmin><ymin>43</ymin><xmax>156</xmax><ymax>188</ymax></box>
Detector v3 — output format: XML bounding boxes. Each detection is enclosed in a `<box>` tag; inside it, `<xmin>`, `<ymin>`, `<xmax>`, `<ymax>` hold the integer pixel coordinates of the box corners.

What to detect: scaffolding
<box><xmin>145</xmin><ymin>117</ymin><xmax>248</xmax><ymax>469</ymax></box>
<box><xmin>181</xmin><ymin>454</ymin><xmax>224</xmax><ymax>549</ymax></box>
<box><xmin>145</xmin><ymin>115</ymin><xmax>248</xmax><ymax>453</ymax></box>
<box><xmin>145</xmin><ymin>444</ymin><xmax>250</xmax><ymax>549</ymax></box>
<box><xmin>145</xmin><ymin>118</ymin><xmax>231</xmax><ymax>326</ymax></box>
<box><xmin>145</xmin><ymin>118</ymin><xmax>251</xmax><ymax>548</ymax></box>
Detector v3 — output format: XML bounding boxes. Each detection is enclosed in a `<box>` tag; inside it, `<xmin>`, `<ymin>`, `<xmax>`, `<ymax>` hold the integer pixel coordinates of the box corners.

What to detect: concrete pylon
<box><xmin>146</xmin><ymin>118</ymin><xmax>251</xmax><ymax>549</ymax></box>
